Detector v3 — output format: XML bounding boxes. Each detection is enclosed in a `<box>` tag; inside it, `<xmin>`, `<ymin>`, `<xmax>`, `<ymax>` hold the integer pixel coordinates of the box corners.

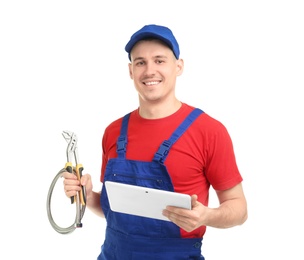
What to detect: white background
<box><xmin>1</xmin><ymin>1</ymin><xmax>303</xmax><ymax>259</ymax></box>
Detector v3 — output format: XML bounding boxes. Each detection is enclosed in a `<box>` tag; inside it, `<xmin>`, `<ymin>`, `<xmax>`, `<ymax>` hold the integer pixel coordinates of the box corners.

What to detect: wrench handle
<box><xmin>65</xmin><ymin>162</ymin><xmax>75</xmax><ymax>204</ymax></box>
<box><xmin>76</xmin><ymin>164</ymin><xmax>86</xmax><ymax>205</ymax></box>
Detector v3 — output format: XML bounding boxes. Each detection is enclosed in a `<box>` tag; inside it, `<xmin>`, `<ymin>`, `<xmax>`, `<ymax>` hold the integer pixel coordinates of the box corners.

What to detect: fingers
<box><xmin>163</xmin><ymin>206</ymin><xmax>187</xmax><ymax>224</ymax></box>
<box><xmin>163</xmin><ymin>208</ymin><xmax>194</xmax><ymax>232</ymax></box>
<box><xmin>163</xmin><ymin>194</ymin><xmax>201</xmax><ymax>232</ymax></box>
<box><xmin>62</xmin><ymin>171</ymin><xmax>93</xmax><ymax>199</ymax></box>
<box><xmin>62</xmin><ymin>170</ymin><xmax>77</xmax><ymax>180</ymax></box>
<box><xmin>163</xmin><ymin>207</ymin><xmax>199</xmax><ymax>232</ymax></box>
<box><xmin>63</xmin><ymin>176</ymin><xmax>80</xmax><ymax>198</ymax></box>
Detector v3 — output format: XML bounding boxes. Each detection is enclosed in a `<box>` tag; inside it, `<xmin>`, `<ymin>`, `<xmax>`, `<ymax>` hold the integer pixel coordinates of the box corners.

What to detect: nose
<box><xmin>144</xmin><ymin>61</ymin><xmax>156</xmax><ymax>76</ymax></box>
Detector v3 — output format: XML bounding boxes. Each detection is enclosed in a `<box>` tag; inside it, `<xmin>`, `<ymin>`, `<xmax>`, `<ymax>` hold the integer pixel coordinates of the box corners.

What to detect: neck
<box><xmin>138</xmin><ymin>98</ymin><xmax>182</xmax><ymax>119</ymax></box>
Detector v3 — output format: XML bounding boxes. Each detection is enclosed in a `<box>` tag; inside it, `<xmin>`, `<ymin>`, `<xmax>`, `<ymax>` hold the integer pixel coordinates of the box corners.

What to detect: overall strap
<box><xmin>116</xmin><ymin>112</ymin><xmax>131</xmax><ymax>158</ymax></box>
<box><xmin>116</xmin><ymin>108</ymin><xmax>204</xmax><ymax>160</ymax></box>
<box><xmin>153</xmin><ymin>108</ymin><xmax>204</xmax><ymax>164</ymax></box>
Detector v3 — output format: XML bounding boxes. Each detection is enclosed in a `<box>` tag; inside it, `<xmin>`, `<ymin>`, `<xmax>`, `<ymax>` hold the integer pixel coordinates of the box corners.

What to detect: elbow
<box><xmin>238</xmin><ymin>204</ymin><xmax>248</xmax><ymax>225</ymax></box>
<box><xmin>240</xmin><ymin>210</ymin><xmax>248</xmax><ymax>225</ymax></box>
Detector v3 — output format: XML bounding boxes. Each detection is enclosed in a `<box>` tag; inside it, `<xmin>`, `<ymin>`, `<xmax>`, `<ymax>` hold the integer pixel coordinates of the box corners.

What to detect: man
<box><xmin>63</xmin><ymin>24</ymin><xmax>248</xmax><ymax>259</ymax></box>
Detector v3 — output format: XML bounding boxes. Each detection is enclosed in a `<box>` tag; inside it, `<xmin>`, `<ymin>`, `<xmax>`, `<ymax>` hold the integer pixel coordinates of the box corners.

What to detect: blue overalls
<box><xmin>98</xmin><ymin>108</ymin><xmax>205</xmax><ymax>260</ymax></box>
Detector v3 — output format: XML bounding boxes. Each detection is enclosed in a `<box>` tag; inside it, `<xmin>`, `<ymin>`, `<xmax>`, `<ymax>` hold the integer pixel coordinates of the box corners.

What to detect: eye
<box><xmin>135</xmin><ymin>61</ymin><xmax>145</xmax><ymax>66</ymax></box>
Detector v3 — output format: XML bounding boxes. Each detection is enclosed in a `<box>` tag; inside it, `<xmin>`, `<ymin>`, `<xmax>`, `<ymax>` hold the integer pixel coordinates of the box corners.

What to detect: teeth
<box><xmin>145</xmin><ymin>81</ymin><xmax>159</xmax><ymax>86</ymax></box>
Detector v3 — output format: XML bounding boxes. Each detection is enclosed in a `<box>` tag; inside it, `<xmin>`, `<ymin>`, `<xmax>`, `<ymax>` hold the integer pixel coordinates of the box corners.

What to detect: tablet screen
<box><xmin>105</xmin><ymin>181</ymin><xmax>191</xmax><ymax>221</ymax></box>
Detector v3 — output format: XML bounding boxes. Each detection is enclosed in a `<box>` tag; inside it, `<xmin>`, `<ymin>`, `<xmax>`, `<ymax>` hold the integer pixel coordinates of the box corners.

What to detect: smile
<box><xmin>144</xmin><ymin>81</ymin><xmax>160</xmax><ymax>86</ymax></box>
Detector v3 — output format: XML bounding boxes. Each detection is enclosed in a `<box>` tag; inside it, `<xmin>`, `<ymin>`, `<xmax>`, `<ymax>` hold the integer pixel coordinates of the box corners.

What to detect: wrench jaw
<box><xmin>62</xmin><ymin>130</ymin><xmax>74</xmax><ymax>142</ymax></box>
<box><xmin>62</xmin><ymin>131</ymin><xmax>78</xmax><ymax>163</ymax></box>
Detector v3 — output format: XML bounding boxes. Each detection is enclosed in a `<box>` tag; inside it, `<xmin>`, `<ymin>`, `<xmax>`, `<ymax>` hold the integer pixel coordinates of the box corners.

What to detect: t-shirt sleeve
<box><xmin>205</xmin><ymin>122</ymin><xmax>243</xmax><ymax>190</ymax></box>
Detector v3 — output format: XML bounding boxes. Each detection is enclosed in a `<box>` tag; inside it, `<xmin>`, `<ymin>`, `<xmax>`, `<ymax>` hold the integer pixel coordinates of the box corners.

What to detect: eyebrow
<box><xmin>133</xmin><ymin>55</ymin><xmax>168</xmax><ymax>62</ymax></box>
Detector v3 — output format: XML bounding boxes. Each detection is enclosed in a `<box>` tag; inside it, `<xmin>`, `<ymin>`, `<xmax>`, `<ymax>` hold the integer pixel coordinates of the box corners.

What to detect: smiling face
<box><xmin>128</xmin><ymin>39</ymin><xmax>184</xmax><ymax>107</ymax></box>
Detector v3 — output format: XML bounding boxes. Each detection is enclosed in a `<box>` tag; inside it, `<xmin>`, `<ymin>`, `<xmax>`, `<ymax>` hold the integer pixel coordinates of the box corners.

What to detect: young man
<box><xmin>63</xmin><ymin>24</ymin><xmax>248</xmax><ymax>259</ymax></box>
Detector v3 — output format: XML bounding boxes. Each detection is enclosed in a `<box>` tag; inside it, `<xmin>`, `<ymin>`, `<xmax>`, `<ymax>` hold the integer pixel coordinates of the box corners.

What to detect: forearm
<box><xmin>86</xmin><ymin>190</ymin><xmax>105</xmax><ymax>218</ymax></box>
<box><xmin>204</xmin><ymin>198</ymin><xmax>247</xmax><ymax>229</ymax></box>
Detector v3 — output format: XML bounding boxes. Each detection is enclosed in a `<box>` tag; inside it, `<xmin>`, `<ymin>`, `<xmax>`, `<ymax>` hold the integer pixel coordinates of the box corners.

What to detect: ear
<box><xmin>176</xmin><ymin>58</ymin><xmax>184</xmax><ymax>76</ymax></box>
<box><xmin>128</xmin><ymin>63</ymin><xmax>133</xmax><ymax>79</ymax></box>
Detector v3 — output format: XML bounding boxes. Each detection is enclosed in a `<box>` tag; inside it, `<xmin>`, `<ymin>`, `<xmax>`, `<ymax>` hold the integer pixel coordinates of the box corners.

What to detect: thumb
<box><xmin>81</xmin><ymin>174</ymin><xmax>90</xmax><ymax>186</ymax></box>
<box><xmin>191</xmin><ymin>194</ymin><xmax>198</xmax><ymax>208</ymax></box>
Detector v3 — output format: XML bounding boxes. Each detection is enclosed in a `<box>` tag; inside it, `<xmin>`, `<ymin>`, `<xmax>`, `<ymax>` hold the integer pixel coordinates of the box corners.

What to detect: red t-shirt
<box><xmin>101</xmin><ymin>103</ymin><xmax>243</xmax><ymax>238</ymax></box>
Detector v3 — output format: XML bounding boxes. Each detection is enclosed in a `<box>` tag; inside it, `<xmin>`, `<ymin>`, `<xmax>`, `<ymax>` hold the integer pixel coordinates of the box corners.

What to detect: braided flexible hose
<box><xmin>46</xmin><ymin>168</ymin><xmax>86</xmax><ymax>234</ymax></box>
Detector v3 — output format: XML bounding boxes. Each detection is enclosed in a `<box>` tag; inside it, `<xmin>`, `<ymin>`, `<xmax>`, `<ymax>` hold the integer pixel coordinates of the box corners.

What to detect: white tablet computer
<box><xmin>105</xmin><ymin>181</ymin><xmax>191</xmax><ymax>222</ymax></box>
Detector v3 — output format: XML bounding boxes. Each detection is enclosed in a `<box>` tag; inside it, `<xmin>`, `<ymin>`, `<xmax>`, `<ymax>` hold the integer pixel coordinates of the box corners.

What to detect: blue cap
<box><xmin>125</xmin><ymin>24</ymin><xmax>180</xmax><ymax>61</ymax></box>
